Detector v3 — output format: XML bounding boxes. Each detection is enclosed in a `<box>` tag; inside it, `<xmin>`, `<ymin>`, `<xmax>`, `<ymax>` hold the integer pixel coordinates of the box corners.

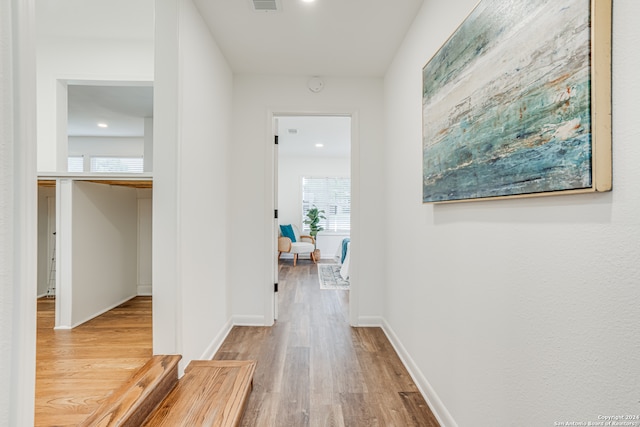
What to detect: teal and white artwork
<box><xmin>422</xmin><ymin>0</ymin><xmax>598</xmax><ymax>203</ymax></box>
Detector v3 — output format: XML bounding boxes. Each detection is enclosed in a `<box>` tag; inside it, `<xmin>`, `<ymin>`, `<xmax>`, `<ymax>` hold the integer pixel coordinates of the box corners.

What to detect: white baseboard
<box><xmin>232</xmin><ymin>315</ymin><xmax>266</xmax><ymax>326</ymax></box>
<box><xmin>357</xmin><ymin>316</ymin><xmax>383</xmax><ymax>327</ymax></box>
<box><xmin>137</xmin><ymin>284</ymin><xmax>152</xmax><ymax>296</ymax></box>
<box><xmin>199</xmin><ymin>318</ymin><xmax>233</xmax><ymax>361</ymax></box>
<box><xmin>380</xmin><ymin>318</ymin><xmax>458</xmax><ymax>427</ymax></box>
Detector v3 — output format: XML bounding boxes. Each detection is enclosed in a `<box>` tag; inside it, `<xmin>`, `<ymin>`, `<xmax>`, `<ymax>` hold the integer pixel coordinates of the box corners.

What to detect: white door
<box><xmin>273</xmin><ymin>118</ymin><xmax>279</xmax><ymax>321</ymax></box>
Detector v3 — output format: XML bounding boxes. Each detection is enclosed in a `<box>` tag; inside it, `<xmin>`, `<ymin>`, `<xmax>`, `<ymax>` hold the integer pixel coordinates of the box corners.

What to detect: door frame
<box><xmin>265</xmin><ymin>109</ymin><xmax>360</xmax><ymax>326</ymax></box>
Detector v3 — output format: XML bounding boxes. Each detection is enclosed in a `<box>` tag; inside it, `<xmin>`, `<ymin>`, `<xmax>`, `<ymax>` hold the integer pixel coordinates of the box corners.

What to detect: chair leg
<box><xmin>294</xmin><ymin>254</ymin><xmax>298</xmax><ymax>266</ymax></box>
<box><xmin>310</xmin><ymin>251</ymin><xmax>316</xmax><ymax>263</ymax></box>
<box><xmin>278</xmin><ymin>252</ymin><xmax>282</xmax><ymax>260</ymax></box>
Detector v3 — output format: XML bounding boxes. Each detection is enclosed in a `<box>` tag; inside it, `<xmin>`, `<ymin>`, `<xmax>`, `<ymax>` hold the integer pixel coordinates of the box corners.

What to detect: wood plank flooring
<box><xmin>143</xmin><ymin>360</ymin><xmax>256</xmax><ymax>426</ymax></box>
<box><xmin>215</xmin><ymin>260</ymin><xmax>440</xmax><ymax>427</ymax></box>
<box><xmin>35</xmin><ymin>261</ymin><xmax>439</xmax><ymax>426</ymax></box>
<box><xmin>35</xmin><ymin>296</ymin><xmax>152</xmax><ymax>427</ymax></box>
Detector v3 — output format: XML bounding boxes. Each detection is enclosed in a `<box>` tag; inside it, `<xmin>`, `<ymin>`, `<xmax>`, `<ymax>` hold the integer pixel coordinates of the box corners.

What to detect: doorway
<box><xmin>274</xmin><ymin>115</ymin><xmax>352</xmax><ymax>320</ymax></box>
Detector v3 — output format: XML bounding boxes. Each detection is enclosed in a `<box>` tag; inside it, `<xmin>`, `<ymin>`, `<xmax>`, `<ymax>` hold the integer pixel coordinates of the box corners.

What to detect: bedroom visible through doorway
<box><xmin>275</xmin><ymin>115</ymin><xmax>352</xmax><ymax>318</ymax></box>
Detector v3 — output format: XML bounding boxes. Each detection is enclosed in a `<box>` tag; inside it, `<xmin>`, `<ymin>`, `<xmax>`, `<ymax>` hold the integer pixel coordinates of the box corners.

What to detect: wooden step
<box><xmin>143</xmin><ymin>360</ymin><xmax>257</xmax><ymax>427</ymax></box>
<box><xmin>80</xmin><ymin>354</ymin><xmax>182</xmax><ymax>427</ymax></box>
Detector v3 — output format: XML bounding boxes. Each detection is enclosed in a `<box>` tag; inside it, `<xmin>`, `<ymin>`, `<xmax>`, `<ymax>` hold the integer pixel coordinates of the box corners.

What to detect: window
<box><xmin>67</xmin><ymin>156</ymin><xmax>84</xmax><ymax>172</ymax></box>
<box><xmin>90</xmin><ymin>157</ymin><xmax>144</xmax><ymax>173</ymax></box>
<box><xmin>302</xmin><ymin>177</ymin><xmax>350</xmax><ymax>233</ymax></box>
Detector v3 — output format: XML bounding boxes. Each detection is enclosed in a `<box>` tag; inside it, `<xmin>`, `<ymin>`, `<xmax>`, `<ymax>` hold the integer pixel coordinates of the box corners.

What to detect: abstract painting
<box><xmin>422</xmin><ymin>0</ymin><xmax>611</xmax><ymax>203</ymax></box>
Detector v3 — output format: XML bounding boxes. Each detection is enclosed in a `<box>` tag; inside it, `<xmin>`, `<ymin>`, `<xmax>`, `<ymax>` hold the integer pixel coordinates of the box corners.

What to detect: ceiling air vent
<box><xmin>251</xmin><ymin>0</ymin><xmax>281</xmax><ymax>12</ymax></box>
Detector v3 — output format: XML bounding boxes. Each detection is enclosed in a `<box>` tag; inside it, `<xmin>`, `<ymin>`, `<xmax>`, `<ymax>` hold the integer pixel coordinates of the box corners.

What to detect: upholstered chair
<box><xmin>278</xmin><ymin>224</ymin><xmax>316</xmax><ymax>266</ymax></box>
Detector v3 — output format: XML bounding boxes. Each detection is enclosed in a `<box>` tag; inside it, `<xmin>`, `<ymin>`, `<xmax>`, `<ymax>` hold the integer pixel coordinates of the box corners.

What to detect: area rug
<box><xmin>318</xmin><ymin>264</ymin><xmax>349</xmax><ymax>290</ymax></box>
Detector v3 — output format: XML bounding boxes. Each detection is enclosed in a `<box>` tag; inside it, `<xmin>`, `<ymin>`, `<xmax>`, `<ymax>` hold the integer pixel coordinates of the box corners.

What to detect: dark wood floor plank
<box><xmin>399</xmin><ymin>391</ymin><xmax>441</xmax><ymax>427</ymax></box>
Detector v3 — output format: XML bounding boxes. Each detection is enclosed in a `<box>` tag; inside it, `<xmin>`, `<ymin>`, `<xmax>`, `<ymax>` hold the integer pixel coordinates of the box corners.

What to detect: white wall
<box><xmin>137</xmin><ymin>189</ymin><xmax>152</xmax><ymax>295</ymax></box>
<box><xmin>230</xmin><ymin>75</ymin><xmax>385</xmax><ymax>325</ymax></box>
<box><xmin>1</xmin><ymin>1</ymin><xmax>38</xmax><ymax>423</ymax></box>
<box><xmin>278</xmin><ymin>155</ymin><xmax>350</xmax><ymax>258</ymax></box>
<box><xmin>36</xmin><ymin>36</ymin><xmax>154</xmax><ymax>172</ymax></box>
<box><xmin>69</xmin><ymin>182</ymin><xmax>138</xmax><ymax>327</ymax></box>
<box><xmin>383</xmin><ymin>1</ymin><xmax>640</xmax><ymax>426</ymax></box>
<box><xmin>39</xmin><ymin>184</ymin><xmax>151</xmax><ymax>300</ymax></box>
<box><xmin>0</xmin><ymin>0</ymin><xmax>38</xmax><ymax>426</ymax></box>
<box><xmin>153</xmin><ymin>0</ymin><xmax>233</xmax><ymax>368</ymax></box>
<box><xmin>68</xmin><ymin>136</ymin><xmax>145</xmax><ymax>171</ymax></box>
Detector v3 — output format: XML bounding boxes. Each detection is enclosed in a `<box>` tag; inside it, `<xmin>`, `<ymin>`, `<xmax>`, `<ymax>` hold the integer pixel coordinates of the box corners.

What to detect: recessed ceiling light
<box><xmin>302</xmin><ymin>0</ymin><xmax>315</xmax><ymax>3</ymax></box>
<box><xmin>315</xmin><ymin>143</ymin><xmax>324</xmax><ymax>148</ymax></box>
<box><xmin>97</xmin><ymin>123</ymin><xmax>108</xmax><ymax>128</ymax></box>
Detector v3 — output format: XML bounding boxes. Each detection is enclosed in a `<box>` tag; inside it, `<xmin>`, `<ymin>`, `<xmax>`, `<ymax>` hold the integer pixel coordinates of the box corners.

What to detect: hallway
<box><xmin>215</xmin><ymin>260</ymin><xmax>440</xmax><ymax>426</ymax></box>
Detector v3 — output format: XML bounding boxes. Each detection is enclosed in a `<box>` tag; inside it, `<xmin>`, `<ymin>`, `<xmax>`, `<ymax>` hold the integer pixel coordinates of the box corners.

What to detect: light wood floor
<box><xmin>35</xmin><ymin>296</ymin><xmax>152</xmax><ymax>427</ymax></box>
<box><xmin>35</xmin><ymin>261</ymin><xmax>439</xmax><ymax>426</ymax></box>
<box><xmin>215</xmin><ymin>259</ymin><xmax>440</xmax><ymax>427</ymax></box>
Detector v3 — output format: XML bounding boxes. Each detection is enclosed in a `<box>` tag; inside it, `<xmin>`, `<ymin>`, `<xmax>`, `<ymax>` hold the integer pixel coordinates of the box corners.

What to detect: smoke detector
<box><xmin>250</xmin><ymin>0</ymin><xmax>281</xmax><ymax>12</ymax></box>
<box><xmin>307</xmin><ymin>77</ymin><xmax>324</xmax><ymax>93</ymax></box>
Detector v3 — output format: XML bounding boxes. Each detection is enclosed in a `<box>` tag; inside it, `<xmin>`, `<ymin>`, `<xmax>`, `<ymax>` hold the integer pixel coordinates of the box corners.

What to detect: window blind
<box><xmin>90</xmin><ymin>157</ymin><xmax>144</xmax><ymax>173</ymax></box>
<box><xmin>302</xmin><ymin>177</ymin><xmax>350</xmax><ymax>233</ymax></box>
<box><xmin>67</xmin><ymin>156</ymin><xmax>84</xmax><ymax>172</ymax></box>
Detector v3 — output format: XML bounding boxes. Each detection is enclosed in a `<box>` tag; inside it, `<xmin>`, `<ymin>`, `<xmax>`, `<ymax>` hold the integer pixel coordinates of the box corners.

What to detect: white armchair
<box><xmin>278</xmin><ymin>224</ymin><xmax>317</xmax><ymax>266</ymax></box>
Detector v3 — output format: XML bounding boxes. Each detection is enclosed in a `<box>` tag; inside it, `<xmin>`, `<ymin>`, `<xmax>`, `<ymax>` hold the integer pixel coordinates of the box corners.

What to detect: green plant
<box><xmin>304</xmin><ymin>206</ymin><xmax>326</xmax><ymax>248</ymax></box>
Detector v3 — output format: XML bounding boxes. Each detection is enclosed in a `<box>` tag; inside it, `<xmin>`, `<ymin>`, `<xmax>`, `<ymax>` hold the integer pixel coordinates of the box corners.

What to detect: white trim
<box><xmin>265</xmin><ymin>109</ymin><xmax>277</xmax><ymax>326</ymax></box>
<box><xmin>232</xmin><ymin>315</ymin><xmax>267</xmax><ymax>326</ymax></box>
<box><xmin>357</xmin><ymin>316</ymin><xmax>383</xmax><ymax>327</ymax></box>
<box><xmin>55</xmin><ymin>179</ymin><xmax>73</xmax><ymax>328</ymax></box>
<box><xmin>38</xmin><ymin>172</ymin><xmax>153</xmax><ymax>180</ymax></box>
<box><xmin>381</xmin><ymin>318</ymin><xmax>458</xmax><ymax>427</ymax></box>
<box><xmin>7</xmin><ymin>0</ymin><xmax>38</xmax><ymax>423</ymax></box>
<box><xmin>137</xmin><ymin>284</ymin><xmax>152</xmax><ymax>296</ymax></box>
<box><xmin>266</xmin><ymin>109</ymin><xmax>360</xmax><ymax>328</ymax></box>
<box><xmin>199</xmin><ymin>318</ymin><xmax>234</xmax><ymax>361</ymax></box>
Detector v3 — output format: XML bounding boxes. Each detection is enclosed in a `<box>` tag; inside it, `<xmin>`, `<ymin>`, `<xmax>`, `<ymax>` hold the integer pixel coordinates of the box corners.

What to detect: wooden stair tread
<box><xmin>143</xmin><ymin>360</ymin><xmax>257</xmax><ymax>427</ymax></box>
<box><xmin>80</xmin><ymin>354</ymin><xmax>181</xmax><ymax>427</ymax></box>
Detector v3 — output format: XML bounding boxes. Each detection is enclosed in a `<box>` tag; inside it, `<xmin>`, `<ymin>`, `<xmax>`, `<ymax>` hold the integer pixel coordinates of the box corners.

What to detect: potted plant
<box><xmin>304</xmin><ymin>206</ymin><xmax>325</xmax><ymax>260</ymax></box>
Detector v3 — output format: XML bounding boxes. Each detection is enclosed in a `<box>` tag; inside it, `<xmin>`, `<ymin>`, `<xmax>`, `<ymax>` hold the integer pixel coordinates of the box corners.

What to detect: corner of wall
<box><xmin>381</xmin><ymin>319</ymin><xmax>458</xmax><ymax>427</ymax></box>
<box><xmin>198</xmin><ymin>317</ymin><xmax>234</xmax><ymax>361</ymax></box>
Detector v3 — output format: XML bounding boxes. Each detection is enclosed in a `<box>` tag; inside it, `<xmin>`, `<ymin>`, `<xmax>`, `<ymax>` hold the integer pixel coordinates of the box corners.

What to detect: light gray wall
<box><xmin>230</xmin><ymin>75</ymin><xmax>386</xmax><ymax>325</ymax></box>
<box><xmin>383</xmin><ymin>0</ymin><xmax>640</xmax><ymax>425</ymax></box>
<box><xmin>153</xmin><ymin>0</ymin><xmax>233</xmax><ymax>368</ymax></box>
<box><xmin>70</xmin><ymin>182</ymin><xmax>138</xmax><ymax>327</ymax></box>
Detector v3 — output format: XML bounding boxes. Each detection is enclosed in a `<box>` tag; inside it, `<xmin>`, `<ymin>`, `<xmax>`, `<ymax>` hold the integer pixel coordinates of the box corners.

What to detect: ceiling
<box><xmin>194</xmin><ymin>0</ymin><xmax>424</xmax><ymax>77</ymax></box>
<box><xmin>38</xmin><ymin>0</ymin><xmax>424</xmax><ymax>149</ymax></box>
<box><xmin>67</xmin><ymin>85</ymin><xmax>153</xmax><ymax>137</ymax></box>
<box><xmin>278</xmin><ymin>116</ymin><xmax>351</xmax><ymax>158</ymax></box>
